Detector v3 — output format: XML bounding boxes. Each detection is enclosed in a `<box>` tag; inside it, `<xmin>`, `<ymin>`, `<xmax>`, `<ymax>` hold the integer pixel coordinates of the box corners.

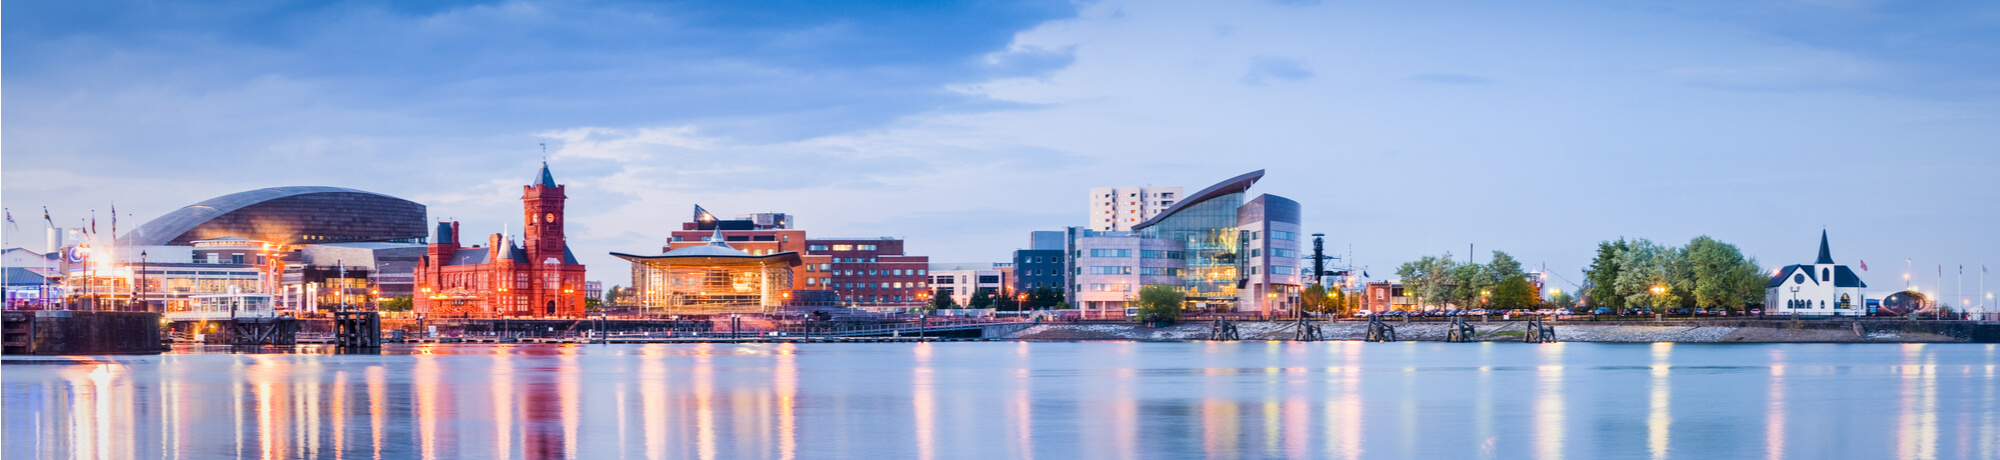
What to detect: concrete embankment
<box><xmin>3</xmin><ymin>311</ymin><xmax>166</xmax><ymax>355</ymax></box>
<box><xmin>1001</xmin><ymin>319</ymin><xmax>1996</xmax><ymax>343</ymax></box>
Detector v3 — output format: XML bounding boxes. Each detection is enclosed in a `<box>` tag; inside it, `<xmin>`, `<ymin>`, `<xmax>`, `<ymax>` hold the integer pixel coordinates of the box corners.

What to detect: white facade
<box><xmin>1088</xmin><ymin>186</ymin><xmax>1183</xmax><ymax>231</ymax></box>
<box><xmin>1763</xmin><ymin>232</ymin><xmax>1867</xmax><ymax>317</ymax></box>
<box><xmin>929</xmin><ymin>264</ymin><xmax>1003</xmax><ymax>307</ymax></box>
<box><xmin>1065</xmin><ymin>229</ymin><xmax>1185</xmax><ymax>312</ymax></box>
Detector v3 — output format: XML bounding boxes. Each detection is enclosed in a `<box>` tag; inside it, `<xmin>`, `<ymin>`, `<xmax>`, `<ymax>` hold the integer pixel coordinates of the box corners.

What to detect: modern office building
<box><xmin>1088</xmin><ymin>186</ymin><xmax>1183</xmax><ymax>231</ymax></box>
<box><xmin>928</xmin><ymin>263</ymin><xmax>1006</xmax><ymax>307</ymax></box>
<box><xmin>1065</xmin><ymin>170</ymin><xmax>1304</xmax><ymax>315</ymax></box>
<box><xmin>412</xmin><ymin>164</ymin><xmax>589</xmax><ymax>318</ymax></box>
<box><xmin>1012</xmin><ymin>249</ymin><xmax>1065</xmax><ymax>293</ymax></box>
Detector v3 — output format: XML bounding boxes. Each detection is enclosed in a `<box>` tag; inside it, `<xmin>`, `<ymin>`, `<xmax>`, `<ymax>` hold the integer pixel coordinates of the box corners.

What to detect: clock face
<box><xmin>544</xmin><ymin>213</ymin><xmax>556</xmax><ymax>223</ymax></box>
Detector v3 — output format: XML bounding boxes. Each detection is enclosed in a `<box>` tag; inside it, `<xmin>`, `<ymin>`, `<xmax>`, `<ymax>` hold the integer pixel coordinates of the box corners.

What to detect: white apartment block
<box><xmin>1088</xmin><ymin>186</ymin><xmax>1184</xmax><ymax>231</ymax></box>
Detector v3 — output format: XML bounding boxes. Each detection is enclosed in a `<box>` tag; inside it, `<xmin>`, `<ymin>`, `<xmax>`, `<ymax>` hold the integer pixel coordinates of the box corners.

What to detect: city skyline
<box><xmin>5</xmin><ymin>0</ymin><xmax>1996</xmax><ymax>303</ymax></box>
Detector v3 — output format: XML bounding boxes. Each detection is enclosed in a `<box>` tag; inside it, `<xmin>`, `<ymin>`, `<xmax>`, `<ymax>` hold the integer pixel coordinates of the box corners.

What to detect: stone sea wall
<box><xmin>1001</xmin><ymin>319</ymin><xmax>1990</xmax><ymax>343</ymax></box>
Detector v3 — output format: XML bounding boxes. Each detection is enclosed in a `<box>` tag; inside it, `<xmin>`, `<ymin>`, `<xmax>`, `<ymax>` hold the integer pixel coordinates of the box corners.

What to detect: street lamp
<box><xmin>138</xmin><ymin>250</ymin><xmax>148</xmax><ymax>312</ymax></box>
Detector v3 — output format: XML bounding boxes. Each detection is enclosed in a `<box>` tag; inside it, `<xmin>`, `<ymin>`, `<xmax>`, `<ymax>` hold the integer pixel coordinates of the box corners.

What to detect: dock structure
<box><xmin>1209</xmin><ymin>318</ymin><xmax>1241</xmax><ymax>341</ymax></box>
<box><xmin>1292</xmin><ymin>317</ymin><xmax>1324</xmax><ymax>341</ymax></box>
<box><xmin>1446</xmin><ymin>316</ymin><xmax>1475</xmax><ymax>342</ymax></box>
<box><xmin>1524</xmin><ymin>317</ymin><xmax>1557</xmax><ymax>343</ymax></box>
<box><xmin>1365</xmin><ymin>315</ymin><xmax>1397</xmax><ymax>342</ymax></box>
<box><xmin>333</xmin><ymin>311</ymin><xmax>381</xmax><ymax>348</ymax></box>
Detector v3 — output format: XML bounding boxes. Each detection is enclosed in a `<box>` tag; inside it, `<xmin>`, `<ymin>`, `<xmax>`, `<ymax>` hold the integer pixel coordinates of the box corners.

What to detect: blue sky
<box><xmin>6</xmin><ymin>0</ymin><xmax>1998</xmax><ymax>305</ymax></box>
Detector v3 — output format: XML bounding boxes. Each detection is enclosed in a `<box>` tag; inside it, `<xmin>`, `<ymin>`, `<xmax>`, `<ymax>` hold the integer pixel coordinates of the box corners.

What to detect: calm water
<box><xmin>5</xmin><ymin>342</ymin><xmax>1998</xmax><ymax>460</ymax></box>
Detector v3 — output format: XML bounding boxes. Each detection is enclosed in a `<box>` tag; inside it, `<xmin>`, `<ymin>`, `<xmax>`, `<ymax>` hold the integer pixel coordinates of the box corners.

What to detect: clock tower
<box><xmin>523</xmin><ymin>162</ymin><xmax>567</xmax><ymax>264</ymax></box>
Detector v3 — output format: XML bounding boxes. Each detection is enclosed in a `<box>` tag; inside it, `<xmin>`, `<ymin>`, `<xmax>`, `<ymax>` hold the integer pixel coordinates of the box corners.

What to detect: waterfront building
<box><xmin>659</xmin><ymin>205</ymin><xmax>932</xmax><ymax>309</ymax></box>
<box><xmin>1089</xmin><ymin>185</ymin><xmax>1183</xmax><ymax>231</ymax></box>
<box><xmin>1064</xmin><ymin>170</ymin><xmax>1305</xmax><ymax>315</ymax></box>
<box><xmin>276</xmin><ymin>242</ymin><xmax>425</xmax><ymax>311</ymax></box>
<box><xmin>929</xmin><ymin>263</ymin><xmax>1006</xmax><ymax>307</ymax></box>
<box><xmin>613</xmin><ymin>229</ymin><xmax>803</xmax><ymax>315</ymax></box>
<box><xmin>411</xmin><ymin>164</ymin><xmax>588</xmax><ymax>318</ymax></box>
<box><xmin>1363</xmin><ymin>281</ymin><xmax>1412</xmax><ymax>312</ymax></box>
<box><xmin>1012</xmin><ymin>249</ymin><xmax>1064</xmax><ymax>293</ymax></box>
<box><xmin>1764</xmin><ymin>231</ymin><xmax>1866</xmax><ymax>317</ymax></box>
<box><xmin>123</xmin><ymin>186</ymin><xmax>427</xmax><ymax>246</ymax></box>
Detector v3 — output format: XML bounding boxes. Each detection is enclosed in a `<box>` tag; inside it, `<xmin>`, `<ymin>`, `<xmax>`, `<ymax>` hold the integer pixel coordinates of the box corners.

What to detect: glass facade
<box><xmin>1136</xmin><ymin>191</ymin><xmax>1245</xmax><ymax>306</ymax></box>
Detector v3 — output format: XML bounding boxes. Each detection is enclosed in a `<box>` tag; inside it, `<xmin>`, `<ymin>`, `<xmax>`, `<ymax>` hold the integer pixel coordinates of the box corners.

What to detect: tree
<box><xmin>931</xmin><ymin>290</ymin><xmax>959</xmax><ymax>309</ymax></box>
<box><xmin>1586</xmin><ymin>239</ymin><xmax>1629</xmax><ymax>309</ymax></box>
<box><xmin>1396</xmin><ymin>253</ymin><xmax>1457</xmax><ymax>309</ymax></box>
<box><xmin>968</xmin><ymin>290</ymin><xmax>994</xmax><ymax>309</ymax></box>
<box><xmin>604</xmin><ymin>285</ymin><xmax>626</xmax><ymax>306</ymax></box>
<box><xmin>1301</xmin><ymin>284</ymin><xmax>1328</xmax><ymax>314</ymax></box>
<box><xmin>378</xmin><ymin>295</ymin><xmax>413</xmax><ymax>312</ymax></box>
<box><xmin>585</xmin><ymin>296</ymin><xmax>602</xmax><ymax>310</ymax></box>
<box><xmin>1548</xmin><ymin>290</ymin><xmax>1578</xmax><ymax>310</ymax></box>
<box><xmin>1491</xmin><ymin>275</ymin><xmax>1539</xmax><ymax>310</ymax></box>
<box><xmin>1615</xmin><ymin>239</ymin><xmax>1682</xmax><ymax>311</ymax></box>
<box><xmin>1134</xmin><ymin>284</ymin><xmax>1185</xmax><ymax>323</ymax></box>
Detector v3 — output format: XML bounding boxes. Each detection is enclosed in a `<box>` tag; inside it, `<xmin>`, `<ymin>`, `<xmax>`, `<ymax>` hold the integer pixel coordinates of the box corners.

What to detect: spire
<box><xmin>534</xmin><ymin>162</ymin><xmax>557</xmax><ymax>188</ymax></box>
<box><xmin>707</xmin><ymin>227</ymin><xmax>731</xmax><ymax>248</ymax></box>
<box><xmin>1815</xmin><ymin>230</ymin><xmax>1834</xmax><ymax>265</ymax></box>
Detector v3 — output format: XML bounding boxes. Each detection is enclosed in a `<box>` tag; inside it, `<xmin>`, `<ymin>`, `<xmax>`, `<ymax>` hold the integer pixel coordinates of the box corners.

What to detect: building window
<box><xmin>1272</xmin><ymin>266</ymin><xmax>1295</xmax><ymax>275</ymax></box>
<box><xmin>831</xmin><ymin>244</ymin><xmax>854</xmax><ymax>251</ymax></box>
<box><xmin>1249</xmin><ymin>249</ymin><xmax>1261</xmax><ymax>258</ymax></box>
<box><xmin>1088</xmin><ymin>266</ymin><xmax>1132</xmax><ymax>275</ymax></box>
<box><xmin>1822</xmin><ymin>268</ymin><xmax>1830</xmax><ymax>280</ymax></box>
<box><xmin>858</xmin><ymin>244</ymin><xmax>878</xmax><ymax>251</ymax></box>
<box><xmin>1089</xmin><ymin>249</ymin><xmax>1132</xmax><ymax>258</ymax></box>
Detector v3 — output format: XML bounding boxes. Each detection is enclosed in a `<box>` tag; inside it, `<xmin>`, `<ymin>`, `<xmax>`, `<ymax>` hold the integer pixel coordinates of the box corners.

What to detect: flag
<box><xmin>1860</xmin><ymin>259</ymin><xmax>1869</xmax><ymax>271</ymax></box>
<box><xmin>110</xmin><ymin>203</ymin><xmax>116</xmax><ymax>236</ymax></box>
<box><xmin>43</xmin><ymin>207</ymin><xmax>53</xmax><ymax>226</ymax></box>
<box><xmin>90</xmin><ymin>210</ymin><xmax>97</xmax><ymax>235</ymax></box>
<box><xmin>3</xmin><ymin>209</ymin><xmax>16</xmax><ymax>231</ymax></box>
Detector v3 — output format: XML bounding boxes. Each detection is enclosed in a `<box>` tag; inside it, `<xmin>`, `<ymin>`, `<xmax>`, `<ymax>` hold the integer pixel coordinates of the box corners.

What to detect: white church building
<box><xmin>1765</xmin><ymin>231</ymin><xmax>1867</xmax><ymax>317</ymax></box>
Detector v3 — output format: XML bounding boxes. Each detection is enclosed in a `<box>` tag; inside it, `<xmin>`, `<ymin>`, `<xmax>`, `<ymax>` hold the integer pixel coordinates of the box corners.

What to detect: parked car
<box><xmin>1592</xmin><ymin>307</ymin><xmax>1613</xmax><ymax>315</ymax></box>
<box><xmin>1353</xmin><ymin>310</ymin><xmax>1373</xmax><ymax>318</ymax></box>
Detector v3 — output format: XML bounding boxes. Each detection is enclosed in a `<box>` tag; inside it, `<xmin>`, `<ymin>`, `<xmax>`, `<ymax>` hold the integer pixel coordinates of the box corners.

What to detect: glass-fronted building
<box><xmin>1065</xmin><ymin>170</ymin><xmax>1305</xmax><ymax>315</ymax></box>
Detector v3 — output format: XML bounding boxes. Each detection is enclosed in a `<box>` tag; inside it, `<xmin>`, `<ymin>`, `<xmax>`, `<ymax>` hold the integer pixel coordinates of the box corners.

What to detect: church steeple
<box><xmin>1815</xmin><ymin>230</ymin><xmax>1834</xmax><ymax>265</ymax></box>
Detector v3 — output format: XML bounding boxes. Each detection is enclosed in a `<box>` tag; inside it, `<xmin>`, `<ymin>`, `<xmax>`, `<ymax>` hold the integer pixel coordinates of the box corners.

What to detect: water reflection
<box><xmin>6</xmin><ymin>342</ymin><xmax>2000</xmax><ymax>459</ymax></box>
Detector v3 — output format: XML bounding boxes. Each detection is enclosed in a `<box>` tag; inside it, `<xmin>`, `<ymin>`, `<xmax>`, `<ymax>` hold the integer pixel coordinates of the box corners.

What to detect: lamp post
<box><xmin>1788</xmin><ymin>286</ymin><xmax>1800</xmax><ymax>319</ymax></box>
<box><xmin>138</xmin><ymin>250</ymin><xmax>148</xmax><ymax>312</ymax></box>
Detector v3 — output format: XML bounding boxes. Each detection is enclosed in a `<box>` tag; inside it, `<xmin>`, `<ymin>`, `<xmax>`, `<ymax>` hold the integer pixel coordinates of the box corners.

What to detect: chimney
<box><xmin>489</xmin><ymin>234</ymin><xmax>502</xmax><ymax>263</ymax></box>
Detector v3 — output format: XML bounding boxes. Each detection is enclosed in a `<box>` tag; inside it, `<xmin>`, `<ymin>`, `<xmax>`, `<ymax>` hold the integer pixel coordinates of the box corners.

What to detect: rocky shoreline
<box><xmin>1000</xmin><ymin>320</ymin><xmax>1990</xmax><ymax>343</ymax></box>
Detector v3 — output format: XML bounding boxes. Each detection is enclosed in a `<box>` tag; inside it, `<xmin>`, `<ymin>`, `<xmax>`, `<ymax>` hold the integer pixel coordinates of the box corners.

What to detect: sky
<box><xmin>5</xmin><ymin>0</ymin><xmax>1998</xmax><ymax>306</ymax></box>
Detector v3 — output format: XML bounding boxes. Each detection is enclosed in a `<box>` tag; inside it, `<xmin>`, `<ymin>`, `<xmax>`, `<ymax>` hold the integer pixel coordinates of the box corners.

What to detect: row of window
<box><xmin>1019</xmin><ymin>256</ymin><xmax>1064</xmax><ymax>264</ymax></box>
<box><xmin>1248</xmin><ymin>230</ymin><xmax>1299</xmax><ymax>242</ymax></box>
<box><xmin>1246</xmin><ymin>266</ymin><xmax>1298</xmax><ymax>275</ymax></box>
<box><xmin>1246</xmin><ymin>248</ymin><xmax>1298</xmax><ymax>258</ymax></box>
<box><xmin>1089</xmin><ymin>266</ymin><xmax>1131</xmax><ymax>275</ymax></box>
<box><xmin>806</xmin><ymin>266</ymin><xmax>927</xmax><ymax>277</ymax></box>
<box><xmin>1088</xmin><ymin>283</ymin><xmax>1132</xmax><ymax>292</ymax></box>
<box><xmin>1088</xmin><ymin>249</ymin><xmax>1131</xmax><ymax>258</ymax></box>
<box><xmin>807</xmin><ymin>244</ymin><xmax>879</xmax><ymax>252</ymax></box>
<box><xmin>806</xmin><ymin>279</ymin><xmax>926</xmax><ymax>290</ymax></box>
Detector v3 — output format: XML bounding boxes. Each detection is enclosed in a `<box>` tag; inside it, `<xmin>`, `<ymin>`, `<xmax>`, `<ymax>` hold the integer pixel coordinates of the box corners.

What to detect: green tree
<box><xmin>585</xmin><ymin>296</ymin><xmax>602</xmax><ymax>309</ymax></box>
<box><xmin>931</xmin><ymin>290</ymin><xmax>959</xmax><ymax>309</ymax></box>
<box><xmin>1134</xmin><ymin>284</ymin><xmax>1185</xmax><ymax>323</ymax></box>
<box><xmin>968</xmin><ymin>290</ymin><xmax>994</xmax><ymax>309</ymax></box>
<box><xmin>1615</xmin><ymin>239</ymin><xmax>1682</xmax><ymax>311</ymax></box>
<box><xmin>378</xmin><ymin>295</ymin><xmax>413</xmax><ymax>312</ymax></box>
<box><xmin>1548</xmin><ymin>290</ymin><xmax>1578</xmax><ymax>310</ymax></box>
<box><xmin>1301</xmin><ymin>284</ymin><xmax>1328</xmax><ymax>314</ymax></box>
<box><xmin>1396</xmin><ymin>253</ymin><xmax>1458</xmax><ymax>310</ymax></box>
<box><xmin>1491</xmin><ymin>275</ymin><xmax>1539</xmax><ymax>310</ymax></box>
<box><xmin>1586</xmin><ymin>239</ymin><xmax>1629</xmax><ymax>309</ymax></box>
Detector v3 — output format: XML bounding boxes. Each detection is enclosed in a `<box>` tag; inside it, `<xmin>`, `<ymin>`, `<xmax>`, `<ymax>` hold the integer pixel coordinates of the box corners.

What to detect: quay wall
<box><xmin>1002</xmin><ymin>319</ymin><xmax>2000</xmax><ymax>343</ymax></box>
<box><xmin>3</xmin><ymin>311</ymin><xmax>166</xmax><ymax>355</ymax></box>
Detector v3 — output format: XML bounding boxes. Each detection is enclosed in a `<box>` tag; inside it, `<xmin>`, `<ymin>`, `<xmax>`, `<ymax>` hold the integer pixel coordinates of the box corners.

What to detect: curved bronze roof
<box><xmin>1131</xmin><ymin>170</ymin><xmax>1264</xmax><ymax>231</ymax></box>
<box><xmin>123</xmin><ymin>186</ymin><xmax>426</xmax><ymax>246</ymax></box>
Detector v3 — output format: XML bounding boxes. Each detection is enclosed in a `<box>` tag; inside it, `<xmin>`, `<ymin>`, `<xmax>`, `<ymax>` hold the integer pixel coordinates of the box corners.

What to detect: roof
<box><xmin>610</xmin><ymin>230</ymin><xmax>800</xmax><ymax>266</ymax></box>
<box><xmin>1767</xmin><ymin>264</ymin><xmax>1867</xmax><ymax>288</ymax></box>
<box><xmin>1131</xmin><ymin>170</ymin><xmax>1264</xmax><ymax>231</ymax></box>
<box><xmin>3</xmin><ymin>267</ymin><xmax>47</xmax><ymax>286</ymax></box>
<box><xmin>534</xmin><ymin>163</ymin><xmax>558</xmax><ymax>188</ymax></box>
<box><xmin>1816</xmin><ymin>230</ymin><xmax>1835</xmax><ymax>265</ymax></box>
<box><xmin>449</xmin><ymin>248</ymin><xmax>490</xmax><ymax>265</ymax></box>
<box><xmin>123</xmin><ymin>186</ymin><xmax>421</xmax><ymax>246</ymax></box>
<box><xmin>192</xmin><ymin>236</ymin><xmax>258</xmax><ymax>243</ymax></box>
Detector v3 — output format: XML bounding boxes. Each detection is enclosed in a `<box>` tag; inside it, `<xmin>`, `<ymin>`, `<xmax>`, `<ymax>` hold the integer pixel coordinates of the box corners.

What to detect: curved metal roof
<box><xmin>123</xmin><ymin>186</ymin><xmax>420</xmax><ymax>246</ymax></box>
<box><xmin>1131</xmin><ymin>170</ymin><xmax>1264</xmax><ymax>231</ymax></box>
<box><xmin>610</xmin><ymin>236</ymin><xmax>802</xmax><ymax>266</ymax></box>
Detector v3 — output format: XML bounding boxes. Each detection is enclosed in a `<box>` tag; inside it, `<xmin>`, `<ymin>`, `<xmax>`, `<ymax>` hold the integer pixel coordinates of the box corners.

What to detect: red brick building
<box><xmin>412</xmin><ymin>164</ymin><xmax>588</xmax><ymax>318</ymax></box>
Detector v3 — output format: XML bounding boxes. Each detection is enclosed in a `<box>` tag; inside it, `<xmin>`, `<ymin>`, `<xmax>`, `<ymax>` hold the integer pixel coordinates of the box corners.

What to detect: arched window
<box><xmin>1821</xmin><ymin>268</ymin><xmax>1830</xmax><ymax>280</ymax></box>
